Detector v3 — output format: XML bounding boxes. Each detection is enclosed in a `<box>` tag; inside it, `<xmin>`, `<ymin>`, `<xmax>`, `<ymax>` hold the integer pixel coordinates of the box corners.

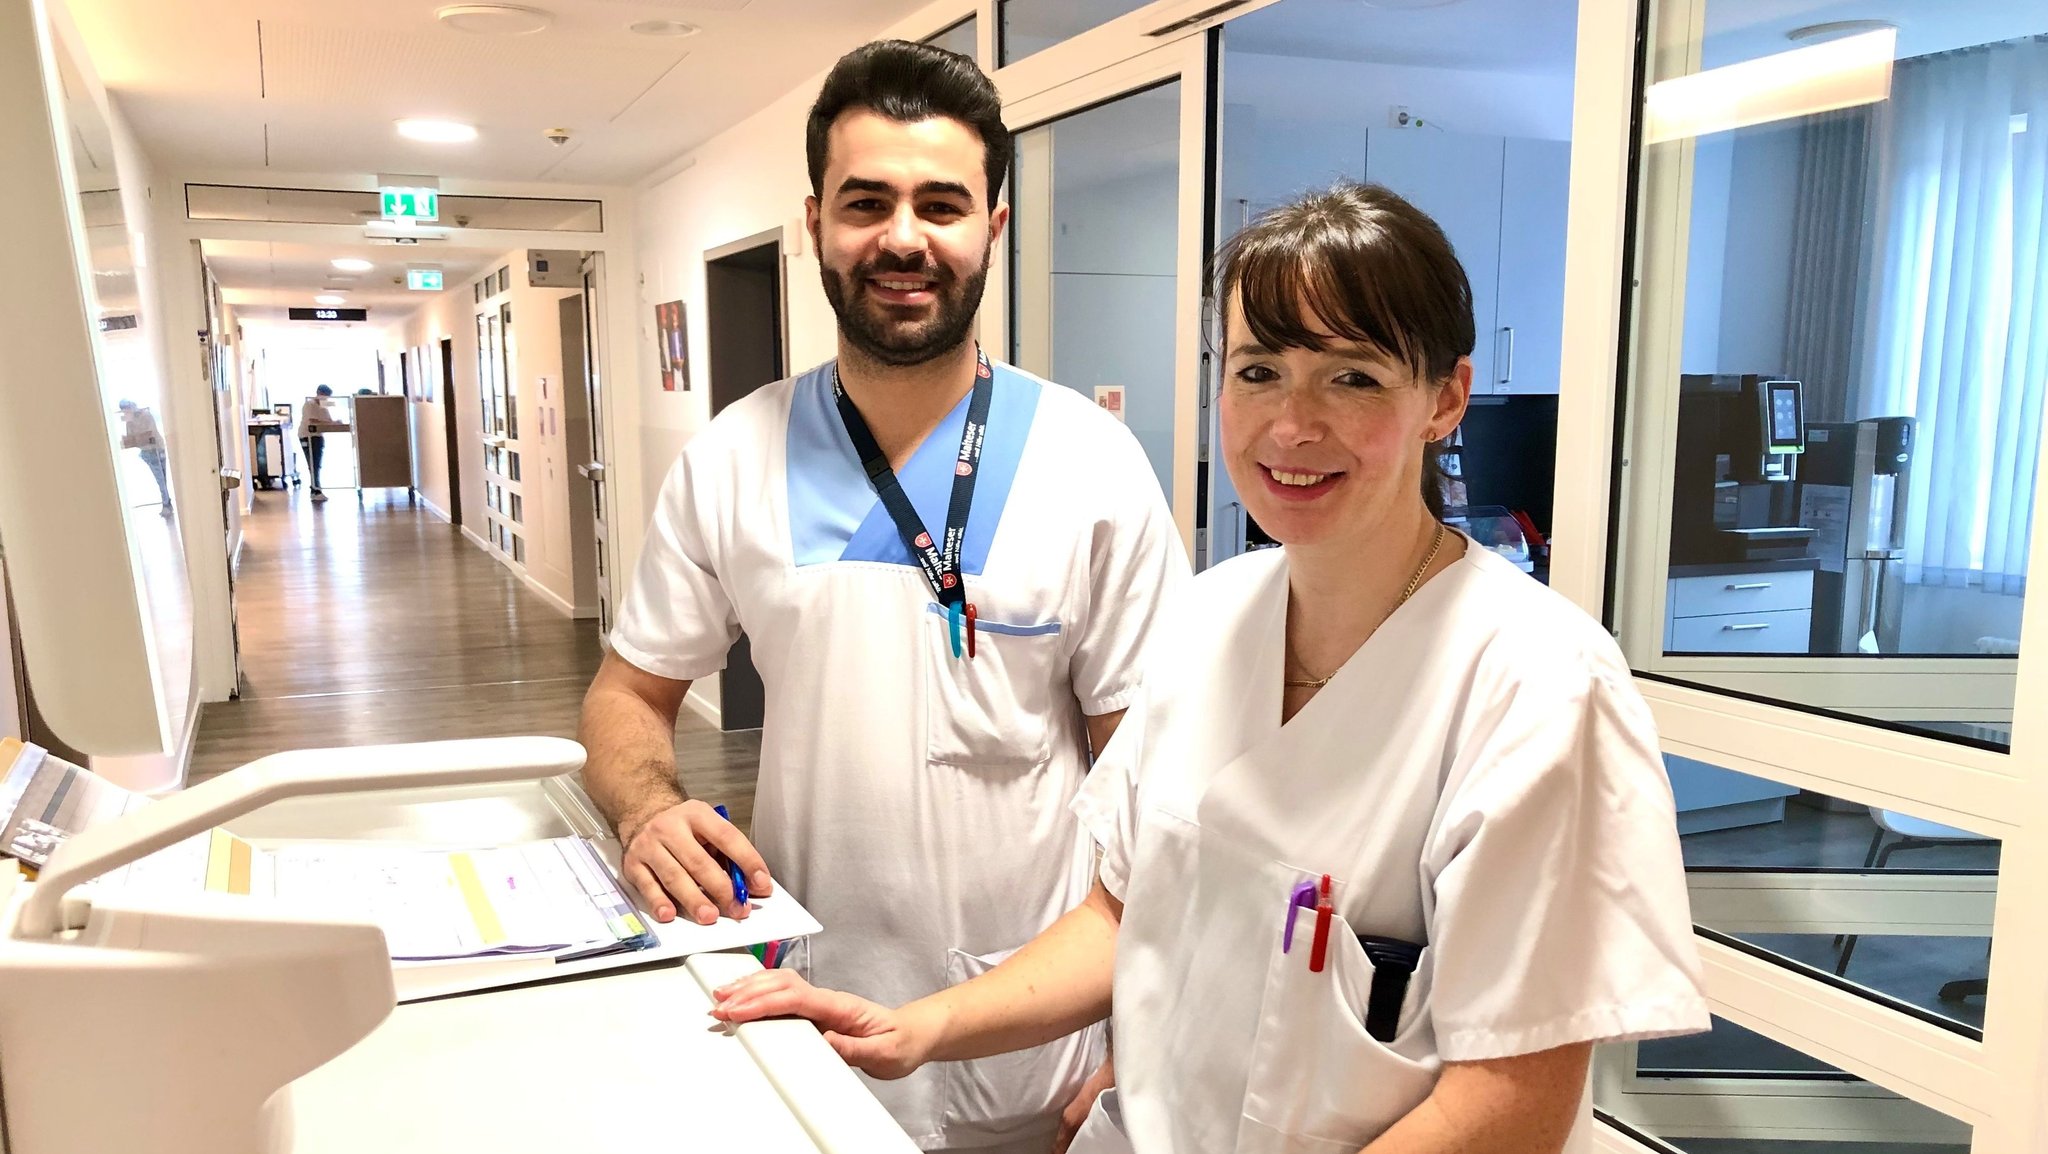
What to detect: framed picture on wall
<box><xmin>655</xmin><ymin>299</ymin><xmax>690</xmax><ymax>392</ymax></box>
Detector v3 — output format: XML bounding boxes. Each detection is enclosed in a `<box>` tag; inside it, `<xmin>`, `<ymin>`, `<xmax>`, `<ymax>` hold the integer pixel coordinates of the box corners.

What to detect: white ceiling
<box><xmin>64</xmin><ymin>0</ymin><xmax>937</xmax><ymax>185</ymax></box>
<box><xmin>1702</xmin><ymin>0</ymin><xmax>2048</xmax><ymax>68</ymax></box>
<box><xmin>1224</xmin><ymin>0</ymin><xmax>1579</xmax><ymax>74</ymax></box>
<box><xmin>1218</xmin><ymin>0</ymin><xmax>2045</xmax><ymax>77</ymax></box>
<box><xmin>203</xmin><ymin>238</ymin><xmax>502</xmax><ymax>324</ymax></box>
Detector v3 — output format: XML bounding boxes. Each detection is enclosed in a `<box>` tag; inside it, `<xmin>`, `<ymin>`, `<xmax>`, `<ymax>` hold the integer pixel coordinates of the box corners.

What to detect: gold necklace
<box><xmin>1285</xmin><ymin>523</ymin><xmax>1449</xmax><ymax>690</ymax></box>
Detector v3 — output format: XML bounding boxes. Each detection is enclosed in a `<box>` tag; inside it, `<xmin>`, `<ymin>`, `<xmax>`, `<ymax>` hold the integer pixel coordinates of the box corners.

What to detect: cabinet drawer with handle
<box><xmin>1669</xmin><ymin>609</ymin><xmax>1812</xmax><ymax>654</ymax></box>
<box><xmin>1668</xmin><ymin>570</ymin><xmax>1814</xmax><ymax>619</ymax></box>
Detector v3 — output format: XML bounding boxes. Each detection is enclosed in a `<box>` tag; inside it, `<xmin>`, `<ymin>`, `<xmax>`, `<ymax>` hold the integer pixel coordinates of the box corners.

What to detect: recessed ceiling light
<box><xmin>331</xmin><ymin>257</ymin><xmax>373</xmax><ymax>272</ymax></box>
<box><xmin>397</xmin><ymin>118</ymin><xmax>479</xmax><ymax>144</ymax></box>
<box><xmin>314</xmin><ymin>294</ymin><xmax>347</xmax><ymax>306</ymax></box>
<box><xmin>629</xmin><ymin>19</ymin><xmax>699</xmax><ymax>36</ymax></box>
<box><xmin>437</xmin><ymin>4</ymin><xmax>553</xmax><ymax>35</ymax></box>
<box><xmin>1787</xmin><ymin>19</ymin><xmax>1897</xmax><ymax>44</ymax></box>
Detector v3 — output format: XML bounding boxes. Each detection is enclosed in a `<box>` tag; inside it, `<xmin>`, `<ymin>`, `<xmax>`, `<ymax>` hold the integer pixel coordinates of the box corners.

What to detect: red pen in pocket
<box><xmin>1309</xmin><ymin>874</ymin><xmax>1333</xmax><ymax>973</ymax></box>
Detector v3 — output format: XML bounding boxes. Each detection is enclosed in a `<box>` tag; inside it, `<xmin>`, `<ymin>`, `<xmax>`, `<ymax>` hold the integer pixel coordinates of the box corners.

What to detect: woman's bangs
<box><xmin>1230</xmin><ymin>230</ymin><xmax>1421</xmax><ymax>372</ymax></box>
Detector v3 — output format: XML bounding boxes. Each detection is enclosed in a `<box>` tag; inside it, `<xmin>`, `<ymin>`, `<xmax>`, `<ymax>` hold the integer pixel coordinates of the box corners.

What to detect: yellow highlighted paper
<box><xmin>227</xmin><ymin>834</ymin><xmax>252</xmax><ymax>895</ymax></box>
<box><xmin>448</xmin><ymin>852</ymin><xmax>507</xmax><ymax>945</ymax></box>
<box><xmin>200</xmin><ymin>829</ymin><xmax>255</xmax><ymax>895</ymax></box>
<box><xmin>204</xmin><ymin>829</ymin><xmax>234</xmax><ymax>891</ymax></box>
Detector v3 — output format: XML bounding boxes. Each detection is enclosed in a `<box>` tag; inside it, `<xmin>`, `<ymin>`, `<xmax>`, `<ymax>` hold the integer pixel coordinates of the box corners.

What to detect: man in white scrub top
<box><xmin>708</xmin><ymin>184</ymin><xmax>1708</xmax><ymax>1153</ymax></box>
<box><xmin>578</xmin><ymin>40</ymin><xmax>1185</xmax><ymax>1153</ymax></box>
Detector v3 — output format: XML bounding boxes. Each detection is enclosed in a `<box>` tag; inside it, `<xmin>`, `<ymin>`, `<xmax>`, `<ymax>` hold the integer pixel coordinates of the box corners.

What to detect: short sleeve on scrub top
<box><xmin>1422</xmin><ymin>658</ymin><xmax>1709</xmax><ymax>1062</ymax></box>
<box><xmin>1072</xmin><ymin>689</ymin><xmax>1146</xmax><ymax>901</ymax></box>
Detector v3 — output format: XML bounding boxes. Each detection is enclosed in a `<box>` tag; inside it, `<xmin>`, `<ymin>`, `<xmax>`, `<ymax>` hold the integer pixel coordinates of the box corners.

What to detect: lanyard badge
<box><xmin>835</xmin><ymin>348</ymin><xmax>994</xmax><ymax>660</ymax></box>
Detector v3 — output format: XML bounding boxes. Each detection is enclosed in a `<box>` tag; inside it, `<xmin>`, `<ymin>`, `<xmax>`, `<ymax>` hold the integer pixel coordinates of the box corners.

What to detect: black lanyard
<box><xmin>833</xmin><ymin>347</ymin><xmax>994</xmax><ymax>621</ymax></box>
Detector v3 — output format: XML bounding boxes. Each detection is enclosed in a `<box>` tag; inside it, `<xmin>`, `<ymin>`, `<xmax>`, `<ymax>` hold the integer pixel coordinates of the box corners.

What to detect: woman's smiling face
<box><xmin>1219</xmin><ymin>289</ymin><xmax>1468</xmax><ymax>551</ymax></box>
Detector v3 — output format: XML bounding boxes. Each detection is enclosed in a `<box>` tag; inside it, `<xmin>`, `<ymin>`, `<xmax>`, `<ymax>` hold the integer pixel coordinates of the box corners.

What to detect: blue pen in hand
<box><xmin>712</xmin><ymin>804</ymin><xmax>749</xmax><ymax>909</ymax></box>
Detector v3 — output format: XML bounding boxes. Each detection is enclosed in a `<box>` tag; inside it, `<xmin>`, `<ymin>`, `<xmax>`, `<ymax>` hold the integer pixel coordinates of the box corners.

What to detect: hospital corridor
<box><xmin>1</xmin><ymin>0</ymin><xmax>2045</xmax><ymax>1152</ymax></box>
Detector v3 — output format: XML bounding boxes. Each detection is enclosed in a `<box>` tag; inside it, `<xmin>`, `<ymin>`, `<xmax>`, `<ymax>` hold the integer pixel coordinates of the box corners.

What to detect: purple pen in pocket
<box><xmin>1282</xmin><ymin>878</ymin><xmax>1319</xmax><ymax>953</ymax></box>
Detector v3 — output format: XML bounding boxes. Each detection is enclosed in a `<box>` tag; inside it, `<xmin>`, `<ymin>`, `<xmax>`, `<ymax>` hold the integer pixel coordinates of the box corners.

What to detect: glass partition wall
<box><xmin>1610</xmin><ymin>7</ymin><xmax>2044</xmax><ymax>749</ymax></box>
<box><xmin>984</xmin><ymin>0</ymin><xmax>2048</xmax><ymax>1148</ymax></box>
<box><xmin>1574</xmin><ymin>0</ymin><xmax>2048</xmax><ymax>1149</ymax></box>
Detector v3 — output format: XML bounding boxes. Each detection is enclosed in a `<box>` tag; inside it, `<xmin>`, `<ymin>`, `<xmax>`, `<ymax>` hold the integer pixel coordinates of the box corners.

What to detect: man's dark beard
<box><xmin>821</xmin><ymin>250</ymin><xmax>990</xmax><ymax>367</ymax></box>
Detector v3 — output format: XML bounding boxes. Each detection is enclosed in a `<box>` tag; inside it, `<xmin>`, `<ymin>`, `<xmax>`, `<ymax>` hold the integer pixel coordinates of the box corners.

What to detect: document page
<box><xmin>265</xmin><ymin>836</ymin><xmax>653</xmax><ymax>962</ymax></box>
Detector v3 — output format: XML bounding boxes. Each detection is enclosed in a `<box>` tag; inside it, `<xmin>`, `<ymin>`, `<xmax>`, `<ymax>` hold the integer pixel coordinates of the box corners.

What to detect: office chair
<box><xmin>1834</xmin><ymin>808</ymin><xmax>1998</xmax><ymax>993</ymax></box>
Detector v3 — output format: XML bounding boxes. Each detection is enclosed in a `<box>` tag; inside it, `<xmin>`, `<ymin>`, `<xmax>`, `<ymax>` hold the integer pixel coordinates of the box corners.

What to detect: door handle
<box><xmin>1497</xmin><ymin>326</ymin><xmax>1515</xmax><ymax>386</ymax></box>
<box><xmin>577</xmin><ymin>462</ymin><xmax>605</xmax><ymax>480</ymax></box>
<box><xmin>1726</xmin><ymin>582</ymin><xmax>1772</xmax><ymax>591</ymax></box>
<box><xmin>219</xmin><ymin>469</ymin><xmax>243</xmax><ymax>491</ymax></box>
<box><xmin>1722</xmin><ymin>623</ymin><xmax>1772</xmax><ymax>632</ymax></box>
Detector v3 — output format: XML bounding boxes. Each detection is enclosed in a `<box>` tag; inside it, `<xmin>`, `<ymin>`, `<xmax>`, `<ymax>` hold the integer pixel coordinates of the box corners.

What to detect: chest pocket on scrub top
<box><xmin>923</xmin><ymin>604</ymin><xmax>1063</xmax><ymax>770</ymax></box>
<box><xmin>1239</xmin><ymin>909</ymin><xmax>1441</xmax><ymax>1153</ymax></box>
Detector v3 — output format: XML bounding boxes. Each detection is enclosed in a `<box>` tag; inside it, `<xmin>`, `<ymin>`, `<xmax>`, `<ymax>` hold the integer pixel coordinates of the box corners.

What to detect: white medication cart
<box><xmin>0</xmin><ymin>737</ymin><xmax>916</xmax><ymax>1154</ymax></box>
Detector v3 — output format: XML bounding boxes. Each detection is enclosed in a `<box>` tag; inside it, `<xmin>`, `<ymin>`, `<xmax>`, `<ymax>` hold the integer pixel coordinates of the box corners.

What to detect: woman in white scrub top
<box><xmin>713</xmin><ymin>183</ymin><xmax>1711</xmax><ymax>1154</ymax></box>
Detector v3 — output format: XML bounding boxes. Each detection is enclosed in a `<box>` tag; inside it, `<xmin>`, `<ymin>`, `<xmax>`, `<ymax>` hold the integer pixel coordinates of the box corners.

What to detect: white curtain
<box><xmin>1785</xmin><ymin>107</ymin><xmax>1873</xmax><ymax>425</ymax></box>
<box><xmin>1860</xmin><ymin>36</ymin><xmax>2048</xmax><ymax>595</ymax></box>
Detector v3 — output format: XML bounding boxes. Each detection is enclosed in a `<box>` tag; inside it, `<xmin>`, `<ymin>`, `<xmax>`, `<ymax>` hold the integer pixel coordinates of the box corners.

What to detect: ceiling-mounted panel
<box><xmin>186</xmin><ymin>184</ymin><xmax>603</xmax><ymax>230</ymax></box>
<box><xmin>576</xmin><ymin>0</ymin><xmax>753</xmax><ymax>9</ymax></box>
<box><xmin>66</xmin><ymin>0</ymin><xmax>933</xmax><ymax>184</ymax></box>
<box><xmin>261</xmin><ymin>20</ymin><xmax>684</xmax><ymax>117</ymax></box>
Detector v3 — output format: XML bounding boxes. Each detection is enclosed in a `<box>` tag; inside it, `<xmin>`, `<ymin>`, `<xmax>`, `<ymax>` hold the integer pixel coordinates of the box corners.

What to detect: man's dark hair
<box><xmin>806</xmin><ymin>40</ymin><xmax>1011</xmax><ymax>208</ymax></box>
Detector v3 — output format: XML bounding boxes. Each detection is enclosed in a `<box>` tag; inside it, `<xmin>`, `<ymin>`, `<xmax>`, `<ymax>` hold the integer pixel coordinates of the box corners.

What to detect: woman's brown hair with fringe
<box><xmin>1214</xmin><ymin>183</ymin><xmax>1475</xmax><ymax>517</ymax></box>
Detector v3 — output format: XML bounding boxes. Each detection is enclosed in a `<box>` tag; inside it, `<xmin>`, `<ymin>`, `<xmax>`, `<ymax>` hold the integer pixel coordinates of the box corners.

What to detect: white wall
<box><xmin>635</xmin><ymin>83</ymin><xmax>832</xmax><ymax>509</ymax></box>
<box><xmin>634</xmin><ymin>88</ymin><xmax>823</xmax><ymax>719</ymax></box>
<box><xmin>1681</xmin><ymin>134</ymin><xmax>1733</xmax><ymax>373</ymax></box>
<box><xmin>1222</xmin><ymin>52</ymin><xmax>1576</xmax><ymax>149</ymax></box>
<box><xmin>1049</xmin><ymin>164</ymin><xmax>1177</xmax><ymax>490</ymax></box>
<box><xmin>387</xmin><ymin>256</ymin><xmax>589</xmax><ymax>615</ymax></box>
<box><xmin>1717</xmin><ymin>121</ymin><xmax>1802</xmax><ymax>373</ymax></box>
<box><xmin>629</xmin><ymin>1</ymin><xmax>964</xmax><ymax>721</ymax></box>
<box><xmin>1681</xmin><ymin>121</ymin><xmax>1803</xmax><ymax>376</ymax></box>
<box><xmin>386</xmin><ymin>284</ymin><xmax>480</xmax><ymax>527</ymax></box>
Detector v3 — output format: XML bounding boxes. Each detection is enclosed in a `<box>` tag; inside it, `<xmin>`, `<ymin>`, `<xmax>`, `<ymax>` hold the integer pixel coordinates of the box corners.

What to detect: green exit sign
<box><xmin>406</xmin><ymin>268</ymin><xmax>444</xmax><ymax>291</ymax></box>
<box><xmin>380</xmin><ymin>187</ymin><xmax>439</xmax><ymax>222</ymax></box>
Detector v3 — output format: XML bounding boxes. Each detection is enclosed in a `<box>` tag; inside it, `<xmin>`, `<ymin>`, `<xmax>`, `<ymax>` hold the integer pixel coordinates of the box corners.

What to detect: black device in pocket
<box><xmin>1356</xmin><ymin>934</ymin><xmax>1425</xmax><ymax>1043</ymax></box>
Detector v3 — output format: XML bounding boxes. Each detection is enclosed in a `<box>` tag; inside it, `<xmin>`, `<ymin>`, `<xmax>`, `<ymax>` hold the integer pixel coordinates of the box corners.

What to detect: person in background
<box><xmin>116</xmin><ymin>399</ymin><xmax>172</xmax><ymax>513</ymax></box>
<box><xmin>300</xmin><ymin>384</ymin><xmax>338</xmax><ymax>503</ymax></box>
<box><xmin>709</xmin><ymin>184</ymin><xmax>1709</xmax><ymax>1154</ymax></box>
<box><xmin>578</xmin><ymin>39</ymin><xmax>1185</xmax><ymax>1154</ymax></box>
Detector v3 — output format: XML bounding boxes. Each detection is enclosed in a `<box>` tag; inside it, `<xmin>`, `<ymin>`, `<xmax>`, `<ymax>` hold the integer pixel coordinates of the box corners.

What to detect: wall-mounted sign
<box><xmin>288</xmin><ymin>307</ymin><xmax>368</xmax><ymax>322</ymax></box>
<box><xmin>1094</xmin><ymin>384</ymin><xmax>1126</xmax><ymax>423</ymax></box>
<box><xmin>406</xmin><ymin>268</ymin><xmax>444</xmax><ymax>291</ymax></box>
<box><xmin>379</xmin><ymin>187</ymin><xmax>439</xmax><ymax>222</ymax></box>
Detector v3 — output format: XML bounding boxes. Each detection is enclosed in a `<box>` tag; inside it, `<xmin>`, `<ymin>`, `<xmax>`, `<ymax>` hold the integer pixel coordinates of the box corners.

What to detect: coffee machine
<box><xmin>1799</xmin><ymin>417</ymin><xmax>1915</xmax><ymax>653</ymax></box>
<box><xmin>1670</xmin><ymin>374</ymin><xmax>1815</xmax><ymax>564</ymax></box>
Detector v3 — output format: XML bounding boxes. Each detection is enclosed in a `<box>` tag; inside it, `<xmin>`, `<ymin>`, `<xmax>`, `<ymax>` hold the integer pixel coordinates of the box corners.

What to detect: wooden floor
<box><xmin>190</xmin><ymin>491</ymin><xmax>763</xmax><ymax>831</ymax></box>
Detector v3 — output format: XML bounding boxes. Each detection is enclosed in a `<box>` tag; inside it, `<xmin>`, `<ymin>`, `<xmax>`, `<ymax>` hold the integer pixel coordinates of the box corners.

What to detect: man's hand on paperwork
<box><xmin>618</xmin><ymin>799</ymin><xmax>773</xmax><ymax>926</ymax></box>
<box><xmin>710</xmin><ymin>969</ymin><xmax>937</xmax><ymax>1081</ymax></box>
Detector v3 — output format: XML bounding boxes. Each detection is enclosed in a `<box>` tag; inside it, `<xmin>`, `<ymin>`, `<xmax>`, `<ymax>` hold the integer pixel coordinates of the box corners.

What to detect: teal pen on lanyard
<box><xmin>712</xmin><ymin>804</ymin><xmax>748</xmax><ymax>907</ymax></box>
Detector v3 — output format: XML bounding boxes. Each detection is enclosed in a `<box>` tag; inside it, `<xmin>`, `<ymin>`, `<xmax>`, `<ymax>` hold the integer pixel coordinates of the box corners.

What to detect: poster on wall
<box><xmin>1093</xmin><ymin>384</ymin><xmax>1126</xmax><ymax>423</ymax></box>
<box><xmin>655</xmin><ymin>299</ymin><xmax>690</xmax><ymax>392</ymax></box>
